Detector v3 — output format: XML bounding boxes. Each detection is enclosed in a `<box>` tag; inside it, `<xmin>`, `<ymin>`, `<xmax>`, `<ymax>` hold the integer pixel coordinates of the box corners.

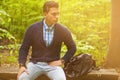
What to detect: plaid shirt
<box><xmin>43</xmin><ymin>20</ymin><xmax>54</xmax><ymax>46</ymax></box>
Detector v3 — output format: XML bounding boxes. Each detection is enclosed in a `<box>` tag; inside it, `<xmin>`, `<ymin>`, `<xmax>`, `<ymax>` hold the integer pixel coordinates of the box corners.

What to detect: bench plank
<box><xmin>0</xmin><ymin>69</ymin><xmax>119</xmax><ymax>80</ymax></box>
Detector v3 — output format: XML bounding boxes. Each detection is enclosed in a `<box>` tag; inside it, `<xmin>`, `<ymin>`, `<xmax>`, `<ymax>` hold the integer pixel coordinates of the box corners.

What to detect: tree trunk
<box><xmin>106</xmin><ymin>0</ymin><xmax>120</xmax><ymax>67</ymax></box>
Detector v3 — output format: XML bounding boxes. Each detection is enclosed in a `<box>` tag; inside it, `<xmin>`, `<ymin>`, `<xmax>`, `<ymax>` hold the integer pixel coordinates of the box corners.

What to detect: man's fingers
<box><xmin>17</xmin><ymin>67</ymin><xmax>28</xmax><ymax>80</ymax></box>
<box><xmin>17</xmin><ymin>72</ymin><xmax>21</xmax><ymax>80</ymax></box>
<box><xmin>17</xmin><ymin>70</ymin><xmax>23</xmax><ymax>80</ymax></box>
<box><xmin>25</xmin><ymin>69</ymin><xmax>29</xmax><ymax>75</ymax></box>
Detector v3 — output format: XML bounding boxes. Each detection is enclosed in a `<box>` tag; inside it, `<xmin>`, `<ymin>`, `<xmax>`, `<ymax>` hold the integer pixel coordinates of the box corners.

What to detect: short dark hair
<box><xmin>43</xmin><ymin>1</ymin><xmax>59</xmax><ymax>13</ymax></box>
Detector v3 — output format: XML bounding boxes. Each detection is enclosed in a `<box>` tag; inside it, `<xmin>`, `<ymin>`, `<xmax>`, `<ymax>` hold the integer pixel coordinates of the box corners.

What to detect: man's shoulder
<box><xmin>25</xmin><ymin>21</ymin><xmax>43</xmax><ymax>33</ymax></box>
<box><xmin>55</xmin><ymin>23</ymin><xmax>70</xmax><ymax>32</ymax></box>
<box><xmin>29</xmin><ymin>21</ymin><xmax>43</xmax><ymax>29</ymax></box>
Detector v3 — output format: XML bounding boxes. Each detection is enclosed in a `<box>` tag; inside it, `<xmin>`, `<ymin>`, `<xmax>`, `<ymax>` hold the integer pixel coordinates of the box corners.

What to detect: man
<box><xmin>17</xmin><ymin>1</ymin><xmax>76</xmax><ymax>80</ymax></box>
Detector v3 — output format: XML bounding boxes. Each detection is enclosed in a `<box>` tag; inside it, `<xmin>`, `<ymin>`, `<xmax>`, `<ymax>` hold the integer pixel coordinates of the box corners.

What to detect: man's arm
<box><xmin>17</xmin><ymin>27</ymin><xmax>32</xmax><ymax>79</ymax></box>
<box><xmin>62</xmin><ymin>29</ymin><xmax>76</xmax><ymax>63</ymax></box>
<box><xmin>18</xmin><ymin>26</ymin><xmax>32</xmax><ymax>67</ymax></box>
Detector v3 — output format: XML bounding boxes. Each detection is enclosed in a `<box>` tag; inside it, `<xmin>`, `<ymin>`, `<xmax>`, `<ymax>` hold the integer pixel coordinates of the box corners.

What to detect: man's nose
<box><xmin>55</xmin><ymin>15</ymin><xmax>59</xmax><ymax>19</ymax></box>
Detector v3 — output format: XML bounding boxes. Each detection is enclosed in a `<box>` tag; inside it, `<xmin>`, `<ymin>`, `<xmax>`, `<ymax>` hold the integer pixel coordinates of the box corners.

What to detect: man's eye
<box><xmin>52</xmin><ymin>13</ymin><xmax>59</xmax><ymax>16</ymax></box>
<box><xmin>52</xmin><ymin>13</ymin><xmax>56</xmax><ymax>16</ymax></box>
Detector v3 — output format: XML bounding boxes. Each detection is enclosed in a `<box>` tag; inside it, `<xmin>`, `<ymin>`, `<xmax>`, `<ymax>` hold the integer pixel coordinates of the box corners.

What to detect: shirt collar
<box><xmin>43</xmin><ymin>19</ymin><xmax>54</xmax><ymax>30</ymax></box>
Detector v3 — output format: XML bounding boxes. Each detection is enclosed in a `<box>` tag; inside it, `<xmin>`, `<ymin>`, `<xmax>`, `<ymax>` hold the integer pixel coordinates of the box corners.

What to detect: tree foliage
<box><xmin>0</xmin><ymin>0</ymin><xmax>111</xmax><ymax>66</ymax></box>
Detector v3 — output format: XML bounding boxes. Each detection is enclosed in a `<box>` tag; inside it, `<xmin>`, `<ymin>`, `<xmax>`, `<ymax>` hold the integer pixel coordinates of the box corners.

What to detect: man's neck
<box><xmin>45</xmin><ymin>20</ymin><xmax>53</xmax><ymax>27</ymax></box>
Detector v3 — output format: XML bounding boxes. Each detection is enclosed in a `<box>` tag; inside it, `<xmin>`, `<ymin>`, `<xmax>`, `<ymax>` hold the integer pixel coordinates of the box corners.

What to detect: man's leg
<box><xmin>19</xmin><ymin>62</ymin><xmax>43</xmax><ymax>80</ymax></box>
<box><xmin>45</xmin><ymin>66</ymin><xmax>66</xmax><ymax>80</ymax></box>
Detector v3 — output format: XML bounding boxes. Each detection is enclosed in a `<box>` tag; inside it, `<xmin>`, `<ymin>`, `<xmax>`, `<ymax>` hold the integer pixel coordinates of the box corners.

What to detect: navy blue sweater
<box><xmin>18</xmin><ymin>20</ymin><xmax>76</xmax><ymax>65</ymax></box>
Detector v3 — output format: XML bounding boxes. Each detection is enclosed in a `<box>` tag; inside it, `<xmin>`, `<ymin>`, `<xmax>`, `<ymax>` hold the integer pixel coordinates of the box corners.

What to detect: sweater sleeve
<box><xmin>62</xmin><ymin>29</ymin><xmax>76</xmax><ymax>63</ymax></box>
<box><xmin>18</xmin><ymin>26</ymin><xmax>33</xmax><ymax>65</ymax></box>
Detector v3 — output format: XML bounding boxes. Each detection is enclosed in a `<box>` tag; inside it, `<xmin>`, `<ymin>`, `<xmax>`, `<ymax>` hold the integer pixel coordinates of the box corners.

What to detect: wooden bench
<box><xmin>0</xmin><ymin>69</ymin><xmax>119</xmax><ymax>80</ymax></box>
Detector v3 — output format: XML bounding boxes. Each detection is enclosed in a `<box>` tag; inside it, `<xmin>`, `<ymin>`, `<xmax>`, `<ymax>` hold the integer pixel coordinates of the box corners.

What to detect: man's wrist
<box><xmin>61</xmin><ymin>59</ymin><xmax>65</xmax><ymax>64</ymax></box>
<box><xmin>19</xmin><ymin>63</ymin><xmax>26</xmax><ymax>68</ymax></box>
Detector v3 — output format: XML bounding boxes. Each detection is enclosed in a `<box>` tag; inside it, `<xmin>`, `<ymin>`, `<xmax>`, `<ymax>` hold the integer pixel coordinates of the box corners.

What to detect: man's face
<box><xmin>44</xmin><ymin>7</ymin><xmax>59</xmax><ymax>26</ymax></box>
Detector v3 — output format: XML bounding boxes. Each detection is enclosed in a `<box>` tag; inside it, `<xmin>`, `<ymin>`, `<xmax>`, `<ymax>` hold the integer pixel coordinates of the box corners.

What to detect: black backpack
<box><xmin>64</xmin><ymin>53</ymin><xmax>96</xmax><ymax>78</ymax></box>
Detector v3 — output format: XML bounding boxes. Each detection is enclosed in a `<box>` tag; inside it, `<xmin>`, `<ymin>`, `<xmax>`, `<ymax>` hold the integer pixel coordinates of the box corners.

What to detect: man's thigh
<box><xmin>19</xmin><ymin>62</ymin><xmax>43</xmax><ymax>80</ymax></box>
<box><xmin>45</xmin><ymin>66</ymin><xmax>66</xmax><ymax>80</ymax></box>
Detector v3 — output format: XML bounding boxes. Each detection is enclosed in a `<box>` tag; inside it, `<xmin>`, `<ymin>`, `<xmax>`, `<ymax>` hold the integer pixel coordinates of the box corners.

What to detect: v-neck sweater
<box><xmin>18</xmin><ymin>20</ymin><xmax>76</xmax><ymax>65</ymax></box>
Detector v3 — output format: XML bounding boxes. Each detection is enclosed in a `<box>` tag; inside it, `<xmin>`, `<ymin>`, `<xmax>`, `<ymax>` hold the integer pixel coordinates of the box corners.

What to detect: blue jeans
<box><xmin>19</xmin><ymin>62</ymin><xmax>66</xmax><ymax>80</ymax></box>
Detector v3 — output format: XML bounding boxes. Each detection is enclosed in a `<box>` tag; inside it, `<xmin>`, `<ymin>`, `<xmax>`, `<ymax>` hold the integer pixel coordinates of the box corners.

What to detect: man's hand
<box><xmin>17</xmin><ymin>66</ymin><xmax>28</xmax><ymax>80</ymax></box>
<box><xmin>48</xmin><ymin>59</ymin><xmax>64</xmax><ymax>66</ymax></box>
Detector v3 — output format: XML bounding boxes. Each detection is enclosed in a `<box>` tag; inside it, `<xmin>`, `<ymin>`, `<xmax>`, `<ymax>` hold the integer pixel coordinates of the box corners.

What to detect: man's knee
<box><xmin>52</xmin><ymin>75</ymin><xmax>66</xmax><ymax>80</ymax></box>
<box><xmin>19</xmin><ymin>73</ymin><xmax>29</xmax><ymax>80</ymax></box>
<box><xmin>57</xmin><ymin>77</ymin><xmax>66</xmax><ymax>80</ymax></box>
<box><xmin>55</xmin><ymin>77</ymin><xmax>66</xmax><ymax>80</ymax></box>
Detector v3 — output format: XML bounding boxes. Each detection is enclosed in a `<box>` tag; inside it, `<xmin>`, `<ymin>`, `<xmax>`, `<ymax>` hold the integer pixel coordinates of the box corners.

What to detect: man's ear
<box><xmin>43</xmin><ymin>12</ymin><xmax>47</xmax><ymax>16</ymax></box>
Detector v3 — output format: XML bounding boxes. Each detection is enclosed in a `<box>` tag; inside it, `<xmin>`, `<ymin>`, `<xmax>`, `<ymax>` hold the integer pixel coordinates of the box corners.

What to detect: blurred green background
<box><xmin>0</xmin><ymin>0</ymin><xmax>111</xmax><ymax>67</ymax></box>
